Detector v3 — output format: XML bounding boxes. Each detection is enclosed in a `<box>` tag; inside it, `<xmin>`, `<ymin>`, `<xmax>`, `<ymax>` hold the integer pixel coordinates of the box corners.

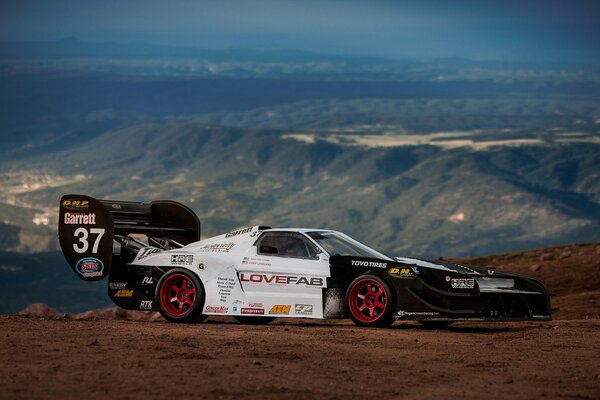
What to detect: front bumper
<box><xmin>394</xmin><ymin>272</ymin><xmax>552</xmax><ymax>321</ymax></box>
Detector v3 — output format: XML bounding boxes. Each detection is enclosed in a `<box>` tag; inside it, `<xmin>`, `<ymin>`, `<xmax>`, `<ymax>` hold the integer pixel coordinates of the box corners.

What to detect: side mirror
<box><xmin>259</xmin><ymin>245</ymin><xmax>278</xmax><ymax>254</ymax></box>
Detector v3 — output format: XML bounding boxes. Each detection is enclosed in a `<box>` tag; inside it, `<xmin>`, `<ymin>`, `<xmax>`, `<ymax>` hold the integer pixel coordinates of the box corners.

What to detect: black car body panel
<box><xmin>329</xmin><ymin>255</ymin><xmax>552</xmax><ymax>321</ymax></box>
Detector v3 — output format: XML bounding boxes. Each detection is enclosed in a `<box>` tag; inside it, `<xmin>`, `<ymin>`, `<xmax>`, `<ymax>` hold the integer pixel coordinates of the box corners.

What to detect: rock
<box><xmin>71</xmin><ymin>310</ymin><xmax>99</xmax><ymax>320</ymax></box>
<box><xmin>150</xmin><ymin>312</ymin><xmax>165</xmax><ymax>322</ymax></box>
<box><xmin>530</xmin><ymin>264</ymin><xmax>541</xmax><ymax>272</ymax></box>
<box><xmin>72</xmin><ymin>307</ymin><xmax>117</xmax><ymax>320</ymax></box>
<box><xmin>560</xmin><ymin>250</ymin><xmax>572</xmax><ymax>259</ymax></box>
<box><xmin>539</xmin><ymin>253</ymin><xmax>553</xmax><ymax>262</ymax></box>
<box><xmin>128</xmin><ymin>310</ymin><xmax>162</xmax><ymax>321</ymax></box>
<box><xmin>18</xmin><ymin>303</ymin><xmax>61</xmax><ymax>318</ymax></box>
<box><xmin>113</xmin><ymin>307</ymin><xmax>128</xmax><ymax>319</ymax></box>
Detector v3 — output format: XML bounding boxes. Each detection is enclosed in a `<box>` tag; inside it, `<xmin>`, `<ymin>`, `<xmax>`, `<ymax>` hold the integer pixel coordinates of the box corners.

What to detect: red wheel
<box><xmin>156</xmin><ymin>269</ymin><xmax>206</xmax><ymax>323</ymax></box>
<box><xmin>346</xmin><ymin>275</ymin><xmax>394</xmax><ymax>327</ymax></box>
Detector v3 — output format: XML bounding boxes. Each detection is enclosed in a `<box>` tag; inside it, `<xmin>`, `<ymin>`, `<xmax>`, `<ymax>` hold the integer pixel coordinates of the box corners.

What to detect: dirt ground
<box><xmin>1</xmin><ymin>243</ymin><xmax>599</xmax><ymax>400</ymax></box>
<box><xmin>0</xmin><ymin>316</ymin><xmax>598</xmax><ymax>400</ymax></box>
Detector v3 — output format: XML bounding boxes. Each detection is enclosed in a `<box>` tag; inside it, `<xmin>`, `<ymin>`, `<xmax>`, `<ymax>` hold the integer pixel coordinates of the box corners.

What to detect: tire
<box><xmin>155</xmin><ymin>268</ymin><xmax>207</xmax><ymax>323</ymax></box>
<box><xmin>233</xmin><ymin>316</ymin><xmax>277</xmax><ymax>325</ymax></box>
<box><xmin>419</xmin><ymin>321</ymin><xmax>453</xmax><ymax>329</ymax></box>
<box><xmin>346</xmin><ymin>274</ymin><xmax>395</xmax><ymax>327</ymax></box>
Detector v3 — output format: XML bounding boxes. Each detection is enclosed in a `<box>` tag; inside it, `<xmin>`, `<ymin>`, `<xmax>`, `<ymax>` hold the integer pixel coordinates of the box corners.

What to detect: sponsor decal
<box><xmin>75</xmin><ymin>257</ymin><xmax>104</xmax><ymax>278</ymax></box>
<box><xmin>109</xmin><ymin>282</ymin><xmax>127</xmax><ymax>290</ymax></box>
<box><xmin>114</xmin><ymin>290</ymin><xmax>134</xmax><ymax>298</ymax></box>
<box><xmin>488</xmin><ymin>269</ymin><xmax>495</xmax><ymax>275</ymax></box>
<box><xmin>451</xmin><ymin>278</ymin><xmax>475</xmax><ymax>289</ymax></box>
<box><xmin>137</xmin><ymin>247</ymin><xmax>162</xmax><ymax>259</ymax></box>
<box><xmin>445</xmin><ymin>275</ymin><xmax>451</xmax><ymax>282</ymax></box>
<box><xmin>225</xmin><ymin>227</ymin><xmax>253</xmax><ymax>238</ymax></box>
<box><xmin>201</xmin><ymin>242</ymin><xmax>235</xmax><ymax>253</ymax></box>
<box><xmin>198</xmin><ymin>263</ymin><xmax>205</xmax><ymax>270</ymax></box>
<box><xmin>388</xmin><ymin>267</ymin><xmax>415</xmax><ymax>279</ymax></box>
<box><xmin>239</xmin><ymin>273</ymin><xmax>324</xmax><ymax>287</ymax></box>
<box><xmin>397</xmin><ymin>310</ymin><xmax>440</xmax><ymax>317</ymax></box>
<box><xmin>217</xmin><ymin>277</ymin><xmax>236</xmax><ymax>302</ymax></box>
<box><xmin>140</xmin><ymin>300</ymin><xmax>153</xmax><ymax>310</ymax></box>
<box><xmin>241</xmin><ymin>257</ymin><xmax>271</xmax><ymax>266</ymax></box>
<box><xmin>141</xmin><ymin>277</ymin><xmax>154</xmax><ymax>285</ymax></box>
<box><xmin>351</xmin><ymin>260</ymin><xmax>387</xmax><ymax>269</ymax></box>
<box><xmin>63</xmin><ymin>212</ymin><xmax>97</xmax><ymax>225</ymax></box>
<box><xmin>242</xmin><ymin>308</ymin><xmax>265</xmax><ymax>315</ymax></box>
<box><xmin>205</xmin><ymin>305</ymin><xmax>229</xmax><ymax>314</ymax></box>
<box><xmin>248</xmin><ymin>302</ymin><xmax>263</xmax><ymax>308</ymax></box>
<box><xmin>61</xmin><ymin>199</ymin><xmax>89</xmax><ymax>210</ymax></box>
<box><xmin>294</xmin><ymin>304</ymin><xmax>313</xmax><ymax>315</ymax></box>
<box><xmin>269</xmin><ymin>305</ymin><xmax>291</xmax><ymax>315</ymax></box>
<box><xmin>111</xmin><ymin>203</ymin><xmax>122</xmax><ymax>209</ymax></box>
<box><xmin>171</xmin><ymin>255</ymin><xmax>193</xmax><ymax>266</ymax></box>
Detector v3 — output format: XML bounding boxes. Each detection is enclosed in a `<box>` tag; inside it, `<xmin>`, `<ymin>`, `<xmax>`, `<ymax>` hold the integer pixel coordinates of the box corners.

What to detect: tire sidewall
<box><xmin>345</xmin><ymin>273</ymin><xmax>395</xmax><ymax>327</ymax></box>
<box><xmin>155</xmin><ymin>268</ymin><xmax>205</xmax><ymax>323</ymax></box>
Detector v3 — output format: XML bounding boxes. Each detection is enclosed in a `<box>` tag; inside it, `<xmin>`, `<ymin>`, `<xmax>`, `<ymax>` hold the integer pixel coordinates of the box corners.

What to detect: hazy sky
<box><xmin>1</xmin><ymin>0</ymin><xmax>599</xmax><ymax>62</ymax></box>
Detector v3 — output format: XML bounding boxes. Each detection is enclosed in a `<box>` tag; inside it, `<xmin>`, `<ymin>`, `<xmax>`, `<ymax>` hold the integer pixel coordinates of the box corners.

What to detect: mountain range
<box><xmin>1</xmin><ymin>122</ymin><xmax>599</xmax><ymax>258</ymax></box>
<box><xmin>0</xmin><ymin>38</ymin><xmax>598</xmax><ymax>260</ymax></box>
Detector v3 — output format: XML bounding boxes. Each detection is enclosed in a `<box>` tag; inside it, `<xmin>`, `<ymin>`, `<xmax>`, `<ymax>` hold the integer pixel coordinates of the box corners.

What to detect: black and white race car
<box><xmin>58</xmin><ymin>195</ymin><xmax>551</xmax><ymax>327</ymax></box>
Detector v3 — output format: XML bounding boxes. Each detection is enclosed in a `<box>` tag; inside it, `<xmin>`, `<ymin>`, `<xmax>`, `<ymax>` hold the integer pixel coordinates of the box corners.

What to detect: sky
<box><xmin>1</xmin><ymin>0</ymin><xmax>599</xmax><ymax>62</ymax></box>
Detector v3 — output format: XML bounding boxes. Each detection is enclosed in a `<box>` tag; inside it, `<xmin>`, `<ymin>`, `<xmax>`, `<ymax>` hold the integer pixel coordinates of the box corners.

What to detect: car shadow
<box><xmin>199</xmin><ymin>318</ymin><xmax>534</xmax><ymax>333</ymax></box>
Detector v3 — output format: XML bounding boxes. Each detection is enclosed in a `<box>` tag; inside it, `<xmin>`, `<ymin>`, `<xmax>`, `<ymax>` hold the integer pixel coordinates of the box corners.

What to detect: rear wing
<box><xmin>58</xmin><ymin>194</ymin><xmax>200</xmax><ymax>281</ymax></box>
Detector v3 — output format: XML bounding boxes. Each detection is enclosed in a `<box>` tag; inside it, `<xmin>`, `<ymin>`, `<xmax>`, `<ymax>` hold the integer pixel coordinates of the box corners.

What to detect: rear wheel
<box><xmin>346</xmin><ymin>274</ymin><xmax>395</xmax><ymax>327</ymax></box>
<box><xmin>233</xmin><ymin>316</ymin><xmax>277</xmax><ymax>325</ymax></box>
<box><xmin>156</xmin><ymin>269</ymin><xmax>207</xmax><ymax>323</ymax></box>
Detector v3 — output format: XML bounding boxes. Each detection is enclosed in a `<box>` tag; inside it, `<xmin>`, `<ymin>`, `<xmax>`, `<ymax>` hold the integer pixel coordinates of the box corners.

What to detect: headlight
<box><xmin>475</xmin><ymin>277</ymin><xmax>514</xmax><ymax>291</ymax></box>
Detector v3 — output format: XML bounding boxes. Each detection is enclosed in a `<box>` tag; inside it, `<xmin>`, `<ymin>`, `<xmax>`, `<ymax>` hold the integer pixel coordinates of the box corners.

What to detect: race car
<box><xmin>58</xmin><ymin>194</ymin><xmax>552</xmax><ymax>327</ymax></box>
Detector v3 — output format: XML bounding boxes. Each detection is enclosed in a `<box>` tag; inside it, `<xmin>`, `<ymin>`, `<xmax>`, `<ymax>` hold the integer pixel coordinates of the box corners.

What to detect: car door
<box><xmin>236</xmin><ymin>231</ymin><xmax>329</xmax><ymax>319</ymax></box>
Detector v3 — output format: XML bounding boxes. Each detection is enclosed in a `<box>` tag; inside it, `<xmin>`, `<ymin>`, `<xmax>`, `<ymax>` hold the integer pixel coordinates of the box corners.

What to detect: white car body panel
<box><xmin>131</xmin><ymin>226</ymin><xmax>331</xmax><ymax>319</ymax></box>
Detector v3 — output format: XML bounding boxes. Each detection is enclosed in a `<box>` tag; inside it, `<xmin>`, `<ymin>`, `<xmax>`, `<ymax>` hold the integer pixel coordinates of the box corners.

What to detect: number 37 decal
<box><xmin>73</xmin><ymin>227</ymin><xmax>105</xmax><ymax>254</ymax></box>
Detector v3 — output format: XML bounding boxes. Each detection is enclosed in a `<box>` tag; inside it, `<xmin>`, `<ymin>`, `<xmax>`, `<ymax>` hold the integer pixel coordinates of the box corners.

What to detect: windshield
<box><xmin>306</xmin><ymin>231</ymin><xmax>390</xmax><ymax>260</ymax></box>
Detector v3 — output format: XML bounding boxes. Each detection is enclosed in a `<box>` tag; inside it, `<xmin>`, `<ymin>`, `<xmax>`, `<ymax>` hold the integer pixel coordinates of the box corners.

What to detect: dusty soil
<box><xmin>0</xmin><ymin>316</ymin><xmax>599</xmax><ymax>400</ymax></box>
<box><xmin>1</xmin><ymin>243</ymin><xmax>599</xmax><ymax>400</ymax></box>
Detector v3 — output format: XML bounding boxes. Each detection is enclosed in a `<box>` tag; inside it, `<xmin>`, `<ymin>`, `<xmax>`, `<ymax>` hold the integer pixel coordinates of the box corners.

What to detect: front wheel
<box><xmin>156</xmin><ymin>269</ymin><xmax>207</xmax><ymax>323</ymax></box>
<box><xmin>346</xmin><ymin>274</ymin><xmax>395</xmax><ymax>327</ymax></box>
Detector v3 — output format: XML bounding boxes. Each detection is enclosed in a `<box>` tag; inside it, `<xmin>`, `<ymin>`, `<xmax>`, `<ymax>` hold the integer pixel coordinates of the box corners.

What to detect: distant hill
<box><xmin>0</xmin><ymin>251</ymin><xmax>108</xmax><ymax>313</ymax></box>
<box><xmin>4</xmin><ymin>72</ymin><xmax>597</xmax><ymax>154</ymax></box>
<box><xmin>1</xmin><ymin>122</ymin><xmax>599</xmax><ymax>258</ymax></box>
<box><xmin>1</xmin><ymin>43</ymin><xmax>599</xmax><ymax>259</ymax></box>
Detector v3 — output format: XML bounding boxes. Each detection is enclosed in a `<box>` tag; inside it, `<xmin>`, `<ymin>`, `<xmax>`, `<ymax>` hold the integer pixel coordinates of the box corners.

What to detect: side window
<box><xmin>257</xmin><ymin>233</ymin><xmax>318</xmax><ymax>259</ymax></box>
